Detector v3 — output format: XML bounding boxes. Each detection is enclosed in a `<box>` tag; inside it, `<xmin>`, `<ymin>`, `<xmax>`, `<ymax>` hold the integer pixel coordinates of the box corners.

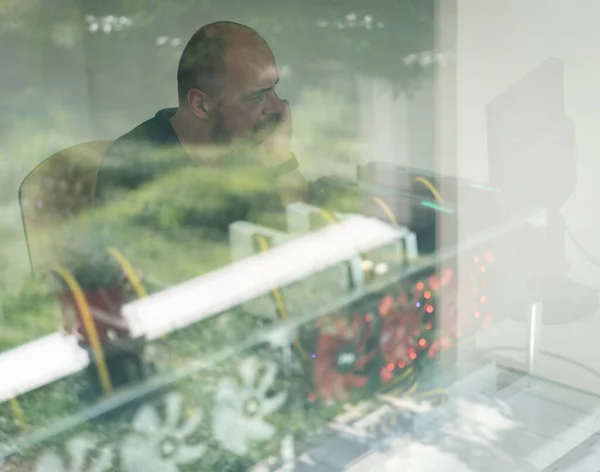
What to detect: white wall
<box><xmin>447</xmin><ymin>0</ymin><xmax>600</xmax><ymax>395</ymax></box>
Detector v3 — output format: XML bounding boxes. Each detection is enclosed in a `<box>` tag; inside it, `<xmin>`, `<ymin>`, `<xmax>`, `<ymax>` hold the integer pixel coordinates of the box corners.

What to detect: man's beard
<box><xmin>210</xmin><ymin>113</ymin><xmax>280</xmax><ymax>148</ymax></box>
<box><xmin>252</xmin><ymin>114</ymin><xmax>280</xmax><ymax>144</ymax></box>
<box><xmin>210</xmin><ymin>115</ymin><xmax>233</xmax><ymax>144</ymax></box>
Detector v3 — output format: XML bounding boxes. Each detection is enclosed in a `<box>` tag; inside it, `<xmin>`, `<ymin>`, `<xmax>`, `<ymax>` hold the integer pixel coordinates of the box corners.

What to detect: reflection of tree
<box><xmin>0</xmin><ymin>0</ymin><xmax>442</xmax><ymax>137</ymax></box>
<box><xmin>0</xmin><ymin>0</ymin><xmax>443</xmax><ymax>200</ymax></box>
<box><xmin>413</xmin><ymin>396</ymin><xmax>537</xmax><ymax>471</ymax></box>
<box><xmin>1</xmin><ymin>0</ymin><xmax>439</xmax><ymax>90</ymax></box>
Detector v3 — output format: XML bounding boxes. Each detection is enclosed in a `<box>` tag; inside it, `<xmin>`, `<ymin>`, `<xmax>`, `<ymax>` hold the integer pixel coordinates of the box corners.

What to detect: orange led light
<box><xmin>426</xmin><ymin>305</ymin><xmax>434</xmax><ymax>314</ymax></box>
<box><xmin>416</xmin><ymin>282</ymin><xmax>425</xmax><ymax>291</ymax></box>
<box><xmin>398</xmin><ymin>361</ymin><xmax>406</xmax><ymax>369</ymax></box>
<box><xmin>419</xmin><ymin>338</ymin><xmax>427</xmax><ymax>347</ymax></box>
<box><xmin>387</xmin><ymin>363</ymin><xmax>394</xmax><ymax>371</ymax></box>
<box><xmin>424</xmin><ymin>291</ymin><xmax>432</xmax><ymax>300</ymax></box>
<box><xmin>409</xmin><ymin>349</ymin><xmax>417</xmax><ymax>360</ymax></box>
<box><xmin>379</xmin><ymin>295</ymin><xmax>394</xmax><ymax>316</ymax></box>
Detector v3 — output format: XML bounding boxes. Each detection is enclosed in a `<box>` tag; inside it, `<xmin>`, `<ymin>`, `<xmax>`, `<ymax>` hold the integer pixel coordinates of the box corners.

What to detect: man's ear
<box><xmin>187</xmin><ymin>88</ymin><xmax>213</xmax><ymax>119</ymax></box>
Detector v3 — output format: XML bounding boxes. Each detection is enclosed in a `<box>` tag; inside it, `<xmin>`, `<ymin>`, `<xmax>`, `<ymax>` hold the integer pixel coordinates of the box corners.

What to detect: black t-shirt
<box><xmin>93</xmin><ymin>108</ymin><xmax>286</xmax><ymax>232</ymax></box>
<box><xmin>94</xmin><ymin>108</ymin><xmax>193</xmax><ymax>206</ymax></box>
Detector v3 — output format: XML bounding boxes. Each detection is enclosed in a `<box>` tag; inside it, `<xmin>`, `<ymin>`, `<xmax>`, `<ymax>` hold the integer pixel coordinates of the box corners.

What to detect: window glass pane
<box><xmin>2</xmin><ymin>1</ymin><xmax>600</xmax><ymax>471</ymax></box>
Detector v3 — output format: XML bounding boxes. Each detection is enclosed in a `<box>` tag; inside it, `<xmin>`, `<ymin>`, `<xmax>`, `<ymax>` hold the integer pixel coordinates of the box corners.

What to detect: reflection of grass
<box><xmin>0</xmin><ymin>92</ymin><xmax>374</xmax><ymax>467</ymax></box>
<box><xmin>293</xmin><ymin>88</ymin><xmax>361</xmax><ymax>179</ymax></box>
<box><xmin>0</xmin><ymin>277</ymin><xmax>59</xmax><ymax>352</ymax></box>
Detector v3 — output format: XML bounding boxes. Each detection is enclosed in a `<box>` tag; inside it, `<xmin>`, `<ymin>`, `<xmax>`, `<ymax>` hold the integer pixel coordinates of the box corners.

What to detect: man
<box><xmin>94</xmin><ymin>21</ymin><xmax>308</xmax><ymax>210</ymax></box>
<box><xmin>71</xmin><ymin>22</ymin><xmax>310</xmax><ymax>396</ymax></box>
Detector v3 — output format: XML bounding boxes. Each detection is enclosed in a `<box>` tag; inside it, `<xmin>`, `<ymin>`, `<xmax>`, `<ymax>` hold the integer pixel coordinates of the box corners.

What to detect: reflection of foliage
<box><xmin>1</xmin><ymin>0</ymin><xmax>439</xmax><ymax>93</ymax></box>
<box><xmin>293</xmin><ymin>88</ymin><xmax>362</xmax><ymax>178</ymax></box>
<box><xmin>132</xmin><ymin>0</ymin><xmax>438</xmax><ymax>91</ymax></box>
<box><xmin>0</xmin><ymin>277</ymin><xmax>59</xmax><ymax>351</ymax></box>
<box><xmin>53</xmin><ymin>227</ymin><xmax>125</xmax><ymax>292</ymax></box>
<box><xmin>377</xmin><ymin>438</ymin><xmax>473</xmax><ymax>472</ymax></box>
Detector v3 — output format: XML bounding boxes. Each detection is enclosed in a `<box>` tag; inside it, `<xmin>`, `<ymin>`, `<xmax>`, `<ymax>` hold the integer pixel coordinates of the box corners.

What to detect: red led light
<box><xmin>428</xmin><ymin>341</ymin><xmax>440</xmax><ymax>358</ymax></box>
<box><xmin>425</xmin><ymin>322</ymin><xmax>433</xmax><ymax>330</ymax></box>
<box><xmin>409</xmin><ymin>349</ymin><xmax>417</xmax><ymax>360</ymax></box>
<box><xmin>379</xmin><ymin>296</ymin><xmax>394</xmax><ymax>316</ymax></box>
<box><xmin>380</xmin><ymin>368</ymin><xmax>394</xmax><ymax>383</ymax></box>
<box><xmin>419</xmin><ymin>338</ymin><xmax>427</xmax><ymax>348</ymax></box>
<box><xmin>424</xmin><ymin>291</ymin><xmax>432</xmax><ymax>300</ymax></box>
<box><xmin>416</xmin><ymin>282</ymin><xmax>425</xmax><ymax>291</ymax></box>
<box><xmin>387</xmin><ymin>363</ymin><xmax>395</xmax><ymax>371</ymax></box>
<box><xmin>428</xmin><ymin>276</ymin><xmax>440</xmax><ymax>290</ymax></box>
<box><xmin>426</xmin><ymin>305</ymin><xmax>434</xmax><ymax>314</ymax></box>
<box><xmin>398</xmin><ymin>361</ymin><xmax>406</xmax><ymax>369</ymax></box>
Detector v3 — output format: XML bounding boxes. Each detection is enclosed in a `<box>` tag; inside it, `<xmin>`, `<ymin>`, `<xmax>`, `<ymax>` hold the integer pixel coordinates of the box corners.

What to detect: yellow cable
<box><xmin>371</xmin><ymin>197</ymin><xmax>399</xmax><ymax>227</ymax></box>
<box><xmin>414</xmin><ymin>176</ymin><xmax>444</xmax><ymax>204</ymax></box>
<box><xmin>402</xmin><ymin>380</ymin><xmax>419</xmax><ymax>397</ymax></box>
<box><xmin>412</xmin><ymin>388</ymin><xmax>448</xmax><ymax>402</ymax></box>
<box><xmin>54</xmin><ymin>265</ymin><xmax>113</xmax><ymax>395</ymax></box>
<box><xmin>255</xmin><ymin>236</ymin><xmax>309</xmax><ymax>359</ymax></box>
<box><xmin>9</xmin><ymin>397</ymin><xmax>27</xmax><ymax>433</ymax></box>
<box><xmin>106</xmin><ymin>247</ymin><xmax>147</xmax><ymax>298</ymax></box>
<box><xmin>317</xmin><ymin>209</ymin><xmax>372</xmax><ymax>280</ymax></box>
<box><xmin>386</xmin><ymin>366</ymin><xmax>414</xmax><ymax>389</ymax></box>
<box><xmin>318</xmin><ymin>209</ymin><xmax>338</xmax><ymax>224</ymax></box>
<box><xmin>106</xmin><ymin>246</ymin><xmax>168</xmax><ymax>343</ymax></box>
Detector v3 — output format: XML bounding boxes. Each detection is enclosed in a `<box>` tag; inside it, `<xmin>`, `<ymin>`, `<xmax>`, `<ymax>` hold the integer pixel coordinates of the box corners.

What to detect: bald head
<box><xmin>175</xmin><ymin>21</ymin><xmax>284</xmax><ymax>147</ymax></box>
<box><xmin>177</xmin><ymin>21</ymin><xmax>266</xmax><ymax>103</ymax></box>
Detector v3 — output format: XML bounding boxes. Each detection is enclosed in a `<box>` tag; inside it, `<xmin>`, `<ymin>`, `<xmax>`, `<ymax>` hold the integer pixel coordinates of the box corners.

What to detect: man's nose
<box><xmin>263</xmin><ymin>90</ymin><xmax>284</xmax><ymax>115</ymax></box>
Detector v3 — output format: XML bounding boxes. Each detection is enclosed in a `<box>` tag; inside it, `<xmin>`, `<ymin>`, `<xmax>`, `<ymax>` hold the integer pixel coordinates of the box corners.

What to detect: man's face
<box><xmin>209</xmin><ymin>39</ymin><xmax>284</xmax><ymax>147</ymax></box>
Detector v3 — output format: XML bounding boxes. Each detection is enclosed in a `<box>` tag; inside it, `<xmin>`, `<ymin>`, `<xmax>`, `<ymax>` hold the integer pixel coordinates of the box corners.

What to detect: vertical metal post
<box><xmin>527</xmin><ymin>302</ymin><xmax>542</xmax><ymax>376</ymax></box>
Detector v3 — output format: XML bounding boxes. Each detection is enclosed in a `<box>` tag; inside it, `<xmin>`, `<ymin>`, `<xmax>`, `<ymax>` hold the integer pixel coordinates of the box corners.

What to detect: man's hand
<box><xmin>257</xmin><ymin>99</ymin><xmax>309</xmax><ymax>203</ymax></box>
<box><xmin>256</xmin><ymin>99</ymin><xmax>292</xmax><ymax>166</ymax></box>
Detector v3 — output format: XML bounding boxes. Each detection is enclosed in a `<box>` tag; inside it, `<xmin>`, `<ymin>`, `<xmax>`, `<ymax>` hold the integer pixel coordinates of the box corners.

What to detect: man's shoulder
<box><xmin>104</xmin><ymin>108</ymin><xmax>179</xmax><ymax>158</ymax></box>
<box><xmin>94</xmin><ymin>108</ymin><xmax>187</xmax><ymax>205</ymax></box>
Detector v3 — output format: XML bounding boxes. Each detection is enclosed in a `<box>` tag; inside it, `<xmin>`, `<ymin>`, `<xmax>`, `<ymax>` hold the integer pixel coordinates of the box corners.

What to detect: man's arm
<box><xmin>256</xmin><ymin>100</ymin><xmax>309</xmax><ymax>205</ymax></box>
